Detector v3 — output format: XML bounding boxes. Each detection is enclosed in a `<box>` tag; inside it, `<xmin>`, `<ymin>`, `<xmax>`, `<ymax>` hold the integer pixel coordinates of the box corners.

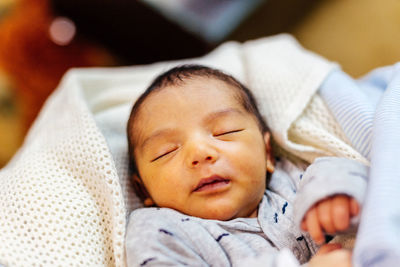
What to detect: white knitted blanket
<box><xmin>0</xmin><ymin>34</ymin><xmax>365</xmax><ymax>267</ymax></box>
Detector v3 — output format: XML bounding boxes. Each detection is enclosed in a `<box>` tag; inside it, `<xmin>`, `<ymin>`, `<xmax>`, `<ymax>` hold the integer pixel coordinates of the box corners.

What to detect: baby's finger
<box><xmin>350</xmin><ymin>198</ymin><xmax>360</xmax><ymax>216</ymax></box>
<box><xmin>301</xmin><ymin>219</ymin><xmax>307</xmax><ymax>231</ymax></box>
<box><xmin>317</xmin><ymin>199</ymin><xmax>335</xmax><ymax>234</ymax></box>
<box><xmin>306</xmin><ymin>207</ymin><xmax>325</xmax><ymax>245</ymax></box>
<box><xmin>332</xmin><ymin>195</ymin><xmax>350</xmax><ymax>231</ymax></box>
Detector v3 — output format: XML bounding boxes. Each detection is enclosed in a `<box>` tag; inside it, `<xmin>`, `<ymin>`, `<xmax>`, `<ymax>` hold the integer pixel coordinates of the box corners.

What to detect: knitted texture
<box><xmin>0</xmin><ymin>74</ymin><xmax>126</xmax><ymax>266</ymax></box>
<box><xmin>242</xmin><ymin>35</ymin><xmax>368</xmax><ymax>165</ymax></box>
<box><xmin>0</xmin><ymin>34</ymin><xmax>364</xmax><ymax>266</ymax></box>
<box><xmin>288</xmin><ymin>95</ymin><xmax>368</xmax><ymax>164</ymax></box>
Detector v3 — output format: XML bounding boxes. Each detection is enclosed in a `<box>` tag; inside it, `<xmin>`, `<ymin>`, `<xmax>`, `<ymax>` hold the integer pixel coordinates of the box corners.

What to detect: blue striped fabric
<box><xmin>354</xmin><ymin>64</ymin><xmax>400</xmax><ymax>267</ymax></box>
<box><xmin>319</xmin><ymin>64</ymin><xmax>400</xmax><ymax>267</ymax></box>
<box><xmin>319</xmin><ymin>70</ymin><xmax>376</xmax><ymax>159</ymax></box>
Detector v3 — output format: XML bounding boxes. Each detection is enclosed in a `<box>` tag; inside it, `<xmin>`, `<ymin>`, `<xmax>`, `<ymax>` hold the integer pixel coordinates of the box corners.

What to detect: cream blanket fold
<box><xmin>0</xmin><ymin>34</ymin><xmax>365</xmax><ymax>267</ymax></box>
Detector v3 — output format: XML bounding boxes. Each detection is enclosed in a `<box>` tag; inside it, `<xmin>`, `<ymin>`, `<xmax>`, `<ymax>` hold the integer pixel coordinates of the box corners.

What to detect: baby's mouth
<box><xmin>193</xmin><ymin>175</ymin><xmax>230</xmax><ymax>192</ymax></box>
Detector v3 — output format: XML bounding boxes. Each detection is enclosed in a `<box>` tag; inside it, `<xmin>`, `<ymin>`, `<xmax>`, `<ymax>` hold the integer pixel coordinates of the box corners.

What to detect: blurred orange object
<box><xmin>0</xmin><ymin>0</ymin><xmax>114</xmax><ymax>131</ymax></box>
<box><xmin>0</xmin><ymin>0</ymin><xmax>114</xmax><ymax>167</ymax></box>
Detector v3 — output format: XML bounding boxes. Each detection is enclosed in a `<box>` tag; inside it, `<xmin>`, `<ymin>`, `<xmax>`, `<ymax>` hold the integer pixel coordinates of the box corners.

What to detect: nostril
<box><xmin>192</xmin><ymin>156</ymin><xmax>213</xmax><ymax>166</ymax></box>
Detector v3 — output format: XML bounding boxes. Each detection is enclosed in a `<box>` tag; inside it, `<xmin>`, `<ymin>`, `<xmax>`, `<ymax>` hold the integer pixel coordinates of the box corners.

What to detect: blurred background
<box><xmin>1</xmin><ymin>0</ymin><xmax>400</xmax><ymax>168</ymax></box>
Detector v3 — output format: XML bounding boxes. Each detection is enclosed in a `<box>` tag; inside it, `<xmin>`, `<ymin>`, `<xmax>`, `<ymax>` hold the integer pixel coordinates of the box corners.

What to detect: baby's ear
<box><xmin>263</xmin><ymin>132</ymin><xmax>275</xmax><ymax>174</ymax></box>
<box><xmin>132</xmin><ymin>173</ymin><xmax>155</xmax><ymax>207</ymax></box>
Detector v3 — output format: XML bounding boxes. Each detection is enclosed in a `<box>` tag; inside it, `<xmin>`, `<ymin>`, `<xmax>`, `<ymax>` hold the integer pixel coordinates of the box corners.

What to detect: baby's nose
<box><xmin>187</xmin><ymin>141</ymin><xmax>219</xmax><ymax>168</ymax></box>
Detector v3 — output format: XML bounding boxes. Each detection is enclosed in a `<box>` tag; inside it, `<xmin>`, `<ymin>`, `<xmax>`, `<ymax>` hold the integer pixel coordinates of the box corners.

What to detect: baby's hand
<box><xmin>301</xmin><ymin>194</ymin><xmax>359</xmax><ymax>244</ymax></box>
<box><xmin>308</xmin><ymin>243</ymin><xmax>352</xmax><ymax>267</ymax></box>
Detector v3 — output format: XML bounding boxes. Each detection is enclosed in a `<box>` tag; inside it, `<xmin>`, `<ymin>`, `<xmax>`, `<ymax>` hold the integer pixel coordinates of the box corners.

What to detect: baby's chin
<box><xmin>197</xmin><ymin>212</ymin><xmax>237</xmax><ymax>221</ymax></box>
<box><xmin>182</xmin><ymin>205</ymin><xmax>258</xmax><ymax>221</ymax></box>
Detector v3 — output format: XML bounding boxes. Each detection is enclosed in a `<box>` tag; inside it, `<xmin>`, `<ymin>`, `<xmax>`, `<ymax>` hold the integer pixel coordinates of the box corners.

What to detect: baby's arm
<box><xmin>293</xmin><ymin>157</ymin><xmax>369</xmax><ymax>244</ymax></box>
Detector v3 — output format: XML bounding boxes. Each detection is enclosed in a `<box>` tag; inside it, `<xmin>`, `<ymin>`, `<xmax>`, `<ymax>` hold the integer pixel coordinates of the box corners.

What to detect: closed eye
<box><xmin>214</xmin><ymin>129</ymin><xmax>244</xmax><ymax>137</ymax></box>
<box><xmin>151</xmin><ymin>148</ymin><xmax>177</xmax><ymax>162</ymax></box>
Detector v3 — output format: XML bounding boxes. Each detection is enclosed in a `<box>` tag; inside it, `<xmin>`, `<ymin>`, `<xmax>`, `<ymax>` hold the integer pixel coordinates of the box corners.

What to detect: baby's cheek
<box><xmin>236</xmin><ymin>141</ymin><xmax>266</xmax><ymax>167</ymax></box>
<box><xmin>232</xmin><ymin>151</ymin><xmax>266</xmax><ymax>183</ymax></box>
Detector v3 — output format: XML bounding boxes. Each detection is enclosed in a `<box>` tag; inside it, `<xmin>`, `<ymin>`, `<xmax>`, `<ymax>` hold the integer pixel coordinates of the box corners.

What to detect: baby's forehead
<box><xmin>131</xmin><ymin>77</ymin><xmax>246</xmax><ymax>138</ymax></box>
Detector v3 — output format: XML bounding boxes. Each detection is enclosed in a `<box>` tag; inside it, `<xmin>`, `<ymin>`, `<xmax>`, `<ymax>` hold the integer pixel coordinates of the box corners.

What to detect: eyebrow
<box><xmin>140</xmin><ymin>108</ymin><xmax>245</xmax><ymax>150</ymax></box>
<box><xmin>203</xmin><ymin>108</ymin><xmax>245</xmax><ymax>124</ymax></box>
<box><xmin>140</xmin><ymin>128</ymin><xmax>177</xmax><ymax>151</ymax></box>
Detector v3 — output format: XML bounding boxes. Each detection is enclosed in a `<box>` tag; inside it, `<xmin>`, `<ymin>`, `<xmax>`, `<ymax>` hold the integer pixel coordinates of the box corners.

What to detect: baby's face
<box><xmin>132</xmin><ymin>77</ymin><xmax>270</xmax><ymax>220</ymax></box>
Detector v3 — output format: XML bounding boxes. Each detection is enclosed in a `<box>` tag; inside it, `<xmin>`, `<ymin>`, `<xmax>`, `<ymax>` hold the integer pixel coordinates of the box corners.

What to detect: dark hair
<box><xmin>127</xmin><ymin>64</ymin><xmax>269</xmax><ymax>201</ymax></box>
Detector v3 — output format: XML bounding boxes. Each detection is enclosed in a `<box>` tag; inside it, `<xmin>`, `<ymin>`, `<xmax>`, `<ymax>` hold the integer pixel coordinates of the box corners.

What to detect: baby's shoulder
<box><xmin>126</xmin><ymin>207</ymin><xmax>212</xmax><ymax>250</ymax></box>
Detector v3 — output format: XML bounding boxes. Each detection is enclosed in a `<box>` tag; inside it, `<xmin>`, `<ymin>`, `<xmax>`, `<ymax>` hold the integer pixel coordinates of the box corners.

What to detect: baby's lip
<box><xmin>193</xmin><ymin>175</ymin><xmax>230</xmax><ymax>192</ymax></box>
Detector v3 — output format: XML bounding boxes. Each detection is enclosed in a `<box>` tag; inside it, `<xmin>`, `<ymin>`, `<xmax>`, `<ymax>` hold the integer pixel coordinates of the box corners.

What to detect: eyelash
<box><xmin>214</xmin><ymin>129</ymin><xmax>244</xmax><ymax>137</ymax></box>
<box><xmin>151</xmin><ymin>148</ymin><xmax>177</xmax><ymax>162</ymax></box>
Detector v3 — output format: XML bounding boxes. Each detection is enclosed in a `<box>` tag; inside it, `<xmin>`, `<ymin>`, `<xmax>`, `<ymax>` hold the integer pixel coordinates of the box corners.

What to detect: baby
<box><xmin>125</xmin><ymin>64</ymin><xmax>368</xmax><ymax>266</ymax></box>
